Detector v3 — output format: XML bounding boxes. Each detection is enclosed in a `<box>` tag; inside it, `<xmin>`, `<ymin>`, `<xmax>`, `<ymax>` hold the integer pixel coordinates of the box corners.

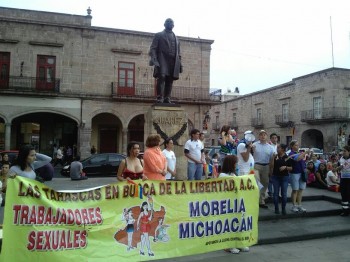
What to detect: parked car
<box><xmin>0</xmin><ymin>150</ymin><xmax>19</xmax><ymax>164</ymax></box>
<box><xmin>61</xmin><ymin>153</ymin><xmax>126</xmax><ymax>177</ymax></box>
<box><xmin>299</xmin><ymin>147</ymin><xmax>323</xmax><ymax>156</ymax></box>
<box><xmin>309</xmin><ymin>148</ymin><xmax>323</xmax><ymax>156</ymax></box>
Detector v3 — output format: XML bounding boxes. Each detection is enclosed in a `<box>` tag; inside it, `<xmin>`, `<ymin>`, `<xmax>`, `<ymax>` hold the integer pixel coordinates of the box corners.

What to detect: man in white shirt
<box><xmin>253</xmin><ymin>130</ymin><xmax>274</xmax><ymax>208</ymax></box>
<box><xmin>184</xmin><ymin>129</ymin><xmax>204</xmax><ymax>180</ymax></box>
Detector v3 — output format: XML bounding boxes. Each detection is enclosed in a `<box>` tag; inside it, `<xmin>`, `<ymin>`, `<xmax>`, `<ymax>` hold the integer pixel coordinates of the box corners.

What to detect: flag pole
<box><xmin>330</xmin><ymin>16</ymin><xmax>335</xmax><ymax>67</ymax></box>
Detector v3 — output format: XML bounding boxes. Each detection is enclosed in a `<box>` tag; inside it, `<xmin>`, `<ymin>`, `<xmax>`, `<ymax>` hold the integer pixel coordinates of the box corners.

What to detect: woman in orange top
<box><xmin>143</xmin><ymin>134</ymin><xmax>167</xmax><ymax>181</ymax></box>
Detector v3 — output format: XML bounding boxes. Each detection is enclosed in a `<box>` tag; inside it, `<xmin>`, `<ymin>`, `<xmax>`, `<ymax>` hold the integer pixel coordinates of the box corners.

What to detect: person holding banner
<box><xmin>219</xmin><ymin>155</ymin><xmax>250</xmax><ymax>254</ymax></box>
<box><xmin>8</xmin><ymin>145</ymin><xmax>52</xmax><ymax>180</ymax></box>
<box><xmin>117</xmin><ymin>142</ymin><xmax>146</xmax><ymax>181</ymax></box>
<box><xmin>143</xmin><ymin>134</ymin><xmax>167</xmax><ymax>181</ymax></box>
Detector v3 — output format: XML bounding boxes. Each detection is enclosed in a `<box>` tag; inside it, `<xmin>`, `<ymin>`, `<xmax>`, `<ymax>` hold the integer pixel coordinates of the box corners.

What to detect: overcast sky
<box><xmin>2</xmin><ymin>0</ymin><xmax>350</xmax><ymax>94</ymax></box>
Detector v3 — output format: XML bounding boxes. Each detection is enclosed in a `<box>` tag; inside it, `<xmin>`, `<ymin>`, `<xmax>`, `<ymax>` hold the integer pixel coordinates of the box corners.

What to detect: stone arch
<box><xmin>9</xmin><ymin>109</ymin><xmax>79</xmax><ymax>125</ymax></box>
<box><xmin>301</xmin><ymin>129</ymin><xmax>324</xmax><ymax>149</ymax></box>
<box><xmin>89</xmin><ymin>109</ymin><xmax>126</xmax><ymax>129</ymax></box>
<box><xmin>91</xmin><ymin>112</ymin><xmax>123</xmax><ymax>153</ymax></box>
<box><xmin>126</xmin><ymin>110</ymin><xmax>146</xmax><ymax>125</ymax></box>
<box><xmin>11</xmin><ymin>111</ymin><xmax>79</xmax><ymax>155</ymax></box>
<box><xmin>128</xmin><ymin>114</ymin><xmax>145</xmax><ymax>150</ymax></box>
<box><xmin>0</xmin><ymin>113</ymin><xmax>8</xmax><ymax>124</ymax></box>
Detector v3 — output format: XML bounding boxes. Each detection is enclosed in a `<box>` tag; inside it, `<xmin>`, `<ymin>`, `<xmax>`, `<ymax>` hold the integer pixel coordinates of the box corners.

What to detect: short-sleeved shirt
<box><xmin>326</xmin><ymin>170</ymin><xmax>338</xmax><ymax>186</ymax></box>
<box><xmin>288</xmin><ymin>150</ymin><xmax>306</xmax><ymax>174</ymax></box>
<box><xmin>162</xmin><ymin>149</ymin><xmax>176</xmax><ymax>179</ymax></box>
<box><xmin>184</xmin><ymin>139</ymin><xmax>203</xmax><ymax>163</ymax></box>
<box><xmin>253</xmin><ymin>141</ymin><xmax>274</xmax><ymax>164</ymax></box>
<box><xmin>339</xmin><ymin>157</ymin><xmax>350</xmax><ymax>179</ymax></box>
<box><xmin>237</xmin><ymin>143</ymin><xmax>254</xmax><ymax>175</ymax></box>
<box><xmin>272</xmin><ymin>154</ymin><xmax>292</xmax><ymax>177</ymax></box>
<box><xmin>70</xmin><ymin>161</ymin><xmax>83</xmax><ymax>179</ymax></box>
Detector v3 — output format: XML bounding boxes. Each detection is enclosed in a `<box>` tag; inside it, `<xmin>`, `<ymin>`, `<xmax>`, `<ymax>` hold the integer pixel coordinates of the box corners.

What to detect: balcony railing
<box><xmin>228</xmin><ymin>120</ymin><xmax>238</xmax><ymax>130</ymax></box>
<box><xmin>112</xmin><ymin>83</ymin><xmax>221</xmax><ymax>103</ymax></box>
<box><xmin>301</xmin><ymin>107</ymin><xmax>350</xmax><ymax>123</ymax></box>
<box><xmin>251</xmin><ymin>118</ymin><xmax>264</xmax><ymax>128</ymax></box>
<box><xmin>212</xmin><ymin>123</ymin><xmax>221</xmax><ymax>131</ymax></box>
<box><xmin>275</xmin><ymin>115</ymin><xmax>294</xmax><ymax>127</ymax></box>
<box><xmin>0</xmin><ymin>76</ymin><xmax>60</xmax><ymax>93</ymax></box>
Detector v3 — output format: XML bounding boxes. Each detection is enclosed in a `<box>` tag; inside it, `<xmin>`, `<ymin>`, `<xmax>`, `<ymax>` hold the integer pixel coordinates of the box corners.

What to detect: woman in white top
<box><xmin>162</xmin><ymin>138</ymin><xmax>176</xmax><ymax>180</ymax></box>
<box><xmin>9</xmin><ymin>145</ymin><xmax>52</xmax><ymax>180</ymax></box>
<box><xmin>219</xmin><ymin>155</ymin><xmax>250</xmax><ymax>254</ymax></box>
<box><xmin>326</xmin><ymin>162</ymin><xmax>340</xmax><ymax>192</ymax></box>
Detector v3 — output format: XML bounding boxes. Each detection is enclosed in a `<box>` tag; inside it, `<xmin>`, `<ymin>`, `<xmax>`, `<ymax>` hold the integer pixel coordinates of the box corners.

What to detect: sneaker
<box><xmin>298</xmin><ymin>206</ymin><xmax>306</xmax><ymax>213</ymax></box>
<box><xmin>229</xmin><ymin>248</ymin><xmax>240</xmax><ymax>254</ymax></box>
<box><xmin>240</xmin><ymin>247</ymin><xmax>250</xmax><ymax>252</ymax></box>
<box><xmin>291</xmin><ymin>205</ymin><xmax>299</xmax><ymax>213</ymax></box>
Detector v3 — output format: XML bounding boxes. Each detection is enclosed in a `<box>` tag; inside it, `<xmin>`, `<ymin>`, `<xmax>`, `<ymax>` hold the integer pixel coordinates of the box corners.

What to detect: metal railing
<box><xmin>251</xmin><ymin>118</ymin><xmax>264</xmax><ymax>128</ymax></box>
<box><xmin>275</xmin><ymin>115</ymin><xmax>294</xmax><ymax>127</ymax></box>
<box><xmin>0</xmin><ymin>76</ymin><xmax>60</xmax><ymax>92</ymax></box>
<box><xmin>212</xmin><ymin>123</ymin><xmax>221</xmax><ymax>131</ymax></box>
<box><xmin>228</xmin><ymin>120</ymin><xmax>238</xmax><ymax>129</ymax></box>
<box><xmin>301</xmin><ymin>107</ymin><xmax>350</xmax><ymax>122</ymax></box>
<box><xmin>112</xmin><ymin>83</ymin><xmax>222</xmax><ymax>102</ymax></box>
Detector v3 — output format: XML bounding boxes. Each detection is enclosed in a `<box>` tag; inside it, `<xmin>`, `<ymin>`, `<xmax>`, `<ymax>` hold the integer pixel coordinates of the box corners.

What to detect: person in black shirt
<box><xmin>271</xmin><ymin>144</ymin><xmax>293</xmax><ymax>215</ymax></box>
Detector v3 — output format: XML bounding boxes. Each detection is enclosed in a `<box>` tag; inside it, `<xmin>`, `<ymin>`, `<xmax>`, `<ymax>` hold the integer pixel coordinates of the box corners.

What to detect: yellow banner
<box><xmin>0</xmin><ymin>176</ymin><xmax>259</xmax><ymax>262</ymax></box>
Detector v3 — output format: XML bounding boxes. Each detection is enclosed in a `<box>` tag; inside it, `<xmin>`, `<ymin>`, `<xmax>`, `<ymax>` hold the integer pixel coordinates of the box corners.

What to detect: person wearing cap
<box><xmin>236</xmin><ymin>131</ymin><xmax>255</xmax><ymax>176</ymax></box>
<box><xmin>253</xmin><ymin>130</ymin><xmax>274</xmax><ymax>208</ymax></box>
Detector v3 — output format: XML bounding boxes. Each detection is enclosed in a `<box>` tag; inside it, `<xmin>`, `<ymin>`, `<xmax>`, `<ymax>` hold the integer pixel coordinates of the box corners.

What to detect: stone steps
<box><xmin>258</xmin><ymin>194</ymin><xmax>349</xmax><ymax>245</ymax></box>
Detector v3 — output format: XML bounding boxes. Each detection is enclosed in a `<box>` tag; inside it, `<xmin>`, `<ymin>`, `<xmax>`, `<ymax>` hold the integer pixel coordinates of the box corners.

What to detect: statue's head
<box><xmin>164</xmin><ymin>18</ymin><xmax>174</xmax><ymax>30</ymax></box>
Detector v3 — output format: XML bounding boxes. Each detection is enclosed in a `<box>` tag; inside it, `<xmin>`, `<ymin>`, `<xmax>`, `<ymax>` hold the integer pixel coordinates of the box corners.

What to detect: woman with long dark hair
<box><xmin>117</xmin><ymin>142</ymin><xmax>145</xmax><ymax>181</ymax></box>
<box><xmin>271</xmin><ymin>144</ymin><xmax>293</xmax><ymax>215</ymax></box>
<box><xmin>219</xmin><ymin>155</ymin><xmax>249</xmax><ymax>254</ymax></box>
<box><xmin>9</xmin><ymin>144</ymin><xmax>51</xmax><ymax>180</ymax></box>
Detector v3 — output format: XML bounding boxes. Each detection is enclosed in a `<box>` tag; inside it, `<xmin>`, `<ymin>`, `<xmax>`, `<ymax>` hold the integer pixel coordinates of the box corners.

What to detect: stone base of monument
<box><xmin>146</xmin><ymin>105</ymin><xmax>189</xmax><ymax>181</ymax></box>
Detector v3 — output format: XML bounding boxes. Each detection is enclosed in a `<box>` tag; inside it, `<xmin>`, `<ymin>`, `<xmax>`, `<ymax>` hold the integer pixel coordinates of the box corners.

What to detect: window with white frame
<box><xmin>282</xmin><ymin>103</ymin><xmax>289</xmax><ymax>122</ymax></box>
<box><xmin>257</xmin><ymin>108</ymin><xmax>262</xmax><ymax>122</ymax></box>
<box><xmin>313</xmin><ymin>97</ymin><xmax>322</xmax><ymax>119</ymax></box>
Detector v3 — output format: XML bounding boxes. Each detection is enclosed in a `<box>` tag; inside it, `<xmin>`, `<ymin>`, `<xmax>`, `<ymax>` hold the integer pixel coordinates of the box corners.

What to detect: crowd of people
<box><xmin>1</xmin><ymin>129</ymin><xmax>348</xmax><ymax>254</ymax></box>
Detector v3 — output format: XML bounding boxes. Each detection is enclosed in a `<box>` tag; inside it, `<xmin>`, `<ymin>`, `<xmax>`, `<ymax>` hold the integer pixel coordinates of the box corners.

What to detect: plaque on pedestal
<box><xmin>146</xmin><ymin>105</ymin><xmax>188</xmax><ymax>180</ymax></box>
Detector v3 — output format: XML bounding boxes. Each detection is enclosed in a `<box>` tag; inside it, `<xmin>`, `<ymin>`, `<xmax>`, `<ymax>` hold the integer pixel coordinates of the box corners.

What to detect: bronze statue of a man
<box><xmin>149</xmin><ymin>18</ymin><xmax>182</xmax><ymax>104</ymax></box>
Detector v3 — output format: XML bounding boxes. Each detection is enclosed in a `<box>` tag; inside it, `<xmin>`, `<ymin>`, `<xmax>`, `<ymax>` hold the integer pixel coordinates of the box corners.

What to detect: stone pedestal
<box><xmin>146</xmin><ymin>105</ymin><xmax>188</xmax><ymax>180</ymax></box>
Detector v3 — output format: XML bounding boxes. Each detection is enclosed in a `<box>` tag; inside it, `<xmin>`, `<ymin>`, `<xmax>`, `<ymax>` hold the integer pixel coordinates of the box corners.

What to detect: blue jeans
<box><xmin>187</xmin><ymin>162</ymin><xmax>203</xmax><ymax>180</ymax></box>
<box><xmin>271</xmin><ymin>175</ymin><xmax>289</xmax><ymax>210</ymax></box>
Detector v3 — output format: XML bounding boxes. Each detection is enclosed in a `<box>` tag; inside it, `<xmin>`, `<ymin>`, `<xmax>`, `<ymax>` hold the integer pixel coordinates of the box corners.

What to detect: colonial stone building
<box><xmin>209</xmin><ymin>67</ymin><xmax>350</xmax><ymax>153</ymax></box>
<box><xmin>0</xmin><ymin>7</ymin><xmax>218</xmax><ymax>158</ymax></box>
